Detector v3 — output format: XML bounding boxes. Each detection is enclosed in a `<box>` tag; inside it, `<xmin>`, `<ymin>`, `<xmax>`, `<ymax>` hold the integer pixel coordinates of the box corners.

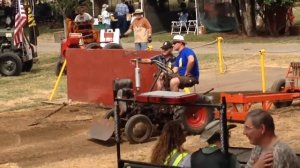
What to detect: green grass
<box><xmin>0</xmin><ymin>52</ymin><xmax>67</xmax><ymax>112</ymax></box>
<box><xmin>121</xmin><ymin>31</ymin><xmax>300</xmax><ymax>44</ymax></box>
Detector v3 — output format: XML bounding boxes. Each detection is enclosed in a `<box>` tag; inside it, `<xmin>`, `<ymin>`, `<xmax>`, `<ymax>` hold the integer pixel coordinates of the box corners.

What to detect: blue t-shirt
<box><xmin>175</xmin><ymin>47</ymin><xmax>200</xmax><ymax>79</ymax></box>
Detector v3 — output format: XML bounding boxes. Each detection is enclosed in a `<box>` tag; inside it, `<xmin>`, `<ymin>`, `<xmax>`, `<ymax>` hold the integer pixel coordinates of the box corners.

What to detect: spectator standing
<box><xmin>115</xmin><ymin>0</ymin><xmax>129</xmax><ymax>34</ymax></box>
<box><xmin>191</xmin><ymin>120</ymin><xmax>241</xmax><ymax>168</ymax></box>
<box><xmin>125</xmin><ymin>0</ymin><xmax>134</xmax><ymax>30</ymax></box>
<box><xmin>170</xmin><ymin>35</ymin><xmax>199</xmax><ymax>91</ymax></box>
<box><xmin>4</xmin><ymin>2</ymin><xmax>13</xmax><ymax>28</ymax></box>
<box><xmin>244</xmin><ymin>109</ymin><xmax>300</xmax><ymax>168</ymax></box>
<box><xmin>100</xmin><ymin>4</ymin><xmax>111</xmax><ymax>29</ymax></box>
<box><xmin>151</xmin><ymin>121</ymin><xmax>191</xmax><ymax>167</ymax></box>
<box><xmin>123</xmin><ymin>9</ymin><xmax>152</xmax><ymax>50</ymax></box>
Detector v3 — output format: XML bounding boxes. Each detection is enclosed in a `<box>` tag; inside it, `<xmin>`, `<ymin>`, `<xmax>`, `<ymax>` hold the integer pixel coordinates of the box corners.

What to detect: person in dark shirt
<box><xmin>4</xmin><ymin>5</ymin><xmax>13</xmax><ymax>28</ymax></box>
<box><xmin>191</xmin><ymin>120</ymin><xmax>241</xmax><ymax>168</ymax></box>
<box><xmin>139</xmin><ymin>41</ymin><xmax>175</xmax><ymax>90</ymax></box>
<box><xmin>125</xmin><ymin>1</ymin><xmax>134</xmax><ymax>14</ymax></box>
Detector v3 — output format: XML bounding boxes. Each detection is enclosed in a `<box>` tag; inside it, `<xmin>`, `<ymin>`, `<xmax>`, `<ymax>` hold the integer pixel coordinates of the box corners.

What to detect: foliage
<box><xmin>257</xmin><ymin>0</ymin><xmax>295</xmax><ymax>7</ymax></box>
<box><xmin>51</xmin><ymin>0</ymin><xmax>79</xmax><ymax>17</ymax></box>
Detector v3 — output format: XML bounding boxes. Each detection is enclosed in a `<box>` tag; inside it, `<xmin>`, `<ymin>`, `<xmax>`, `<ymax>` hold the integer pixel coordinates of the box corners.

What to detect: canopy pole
<box><xmin>195</xmin><ymin>0</ymin><xmax>199</xmax><ymax>35</ymax></box>
<box><xmin>91</xmin><ymin>0</ymin><xmax>95</xmax><ymax>17</ymax></box>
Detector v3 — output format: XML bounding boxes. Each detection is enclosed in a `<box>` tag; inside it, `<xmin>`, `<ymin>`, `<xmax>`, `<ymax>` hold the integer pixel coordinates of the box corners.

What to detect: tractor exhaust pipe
<box><xmin>134</xmin><ymin>58</ymin><xmax>141</xmax><ymax>91</ymax></box>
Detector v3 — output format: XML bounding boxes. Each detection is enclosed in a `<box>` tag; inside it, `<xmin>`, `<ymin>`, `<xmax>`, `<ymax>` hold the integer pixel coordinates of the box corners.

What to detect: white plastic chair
<box><xmin>187</xmin><ymin>20</ymin><xmax>198</xmax><ymax>34</ymax></box>
<box><xmin>171</xmin><ymin>21</ymin><xmax>187</xmax><ymax>34</ymax></box>
<box><xmin>171</xmin><ymin>12</ymin><xmax>188</xmax><ymax>34</ymax></box>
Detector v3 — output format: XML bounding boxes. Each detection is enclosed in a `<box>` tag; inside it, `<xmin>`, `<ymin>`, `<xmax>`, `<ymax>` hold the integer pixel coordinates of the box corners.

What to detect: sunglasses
<box><xmin>172</xmin><ymin>41</ymin><xmax>181</xmax><ymax>45</ymax></box>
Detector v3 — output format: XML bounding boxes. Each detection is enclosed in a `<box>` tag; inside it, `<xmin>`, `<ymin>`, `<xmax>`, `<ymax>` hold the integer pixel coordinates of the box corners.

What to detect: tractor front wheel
<box><xmin>271</xmin><ymin>79</ymin><xmax>293</xmax><ymax>108</ymax></box>
<box><xmin>0</xmin><ymin>52</ymin><xmax>23</xmax><ymax>76</ymax></box>
<box><xmin>125</xmin><ymin>114</ymin><xmax>153</xmax><ymax>144</ymax></box>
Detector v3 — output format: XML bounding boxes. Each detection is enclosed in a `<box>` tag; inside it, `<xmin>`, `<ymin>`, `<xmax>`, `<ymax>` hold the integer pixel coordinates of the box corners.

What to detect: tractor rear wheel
<box><xmin>271</xmin><ymin>79</ymin><xmax>293</xmax><ymax>108</ymax></box>
<box><xmin>179</xmin><ymin>96</ymin><xmax>214</xmax><ymax>134</ymax></box>
<box><xmin>125</xmin><ymin>114</ymin><xmax>153</xmax><ymax>144</ymax></box>
<box><xmin>0</xmin><ymin>52</ymin><xmax>23</xmax><ymax>76</ymax></box>
<box><xmin>22</xmin><ymin>60</ymin><xmax>33</xmax><ymax>72</ymax></box>
<box><xmin>55</xmin><ymin>58</ymin><xmax>66</xmax><ymax>76</ymax></box>
<box><xmin>86</xmin><ymin>43</ymin><xmax>101</xmax><ymax>49</ymax></box>
<box><xmin>104</xmin><ymin>43</ymin><xmax>123</xmax><ymax>49</ymax></box>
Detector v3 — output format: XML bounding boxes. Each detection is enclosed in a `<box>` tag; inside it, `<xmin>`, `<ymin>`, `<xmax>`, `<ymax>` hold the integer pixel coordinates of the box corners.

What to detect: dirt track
<box><xmin>1</xmin><ymin>40</ymin><xmax>300</xmax><ymax>168</ymax></box>
<box><xmin>0</xmin><ymin>103</ymin><xmax>300</xmax><ymax>168</ymax></box>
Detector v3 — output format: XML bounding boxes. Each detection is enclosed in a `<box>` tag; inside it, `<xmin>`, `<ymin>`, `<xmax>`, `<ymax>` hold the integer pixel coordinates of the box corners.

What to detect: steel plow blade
<box><xmin>89</xmin><ymin>119</ymin><xmax>114</xmax><ymax>141</ymax></box>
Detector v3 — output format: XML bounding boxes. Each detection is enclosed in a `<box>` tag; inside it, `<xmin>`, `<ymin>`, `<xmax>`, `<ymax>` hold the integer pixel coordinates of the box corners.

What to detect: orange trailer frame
<box><xmin>215</xmin><ymin>92</ymin><xmax>300</xmax><ymax>122</ymax></box>
<box><xmin>215</xmin><ymin>62</ymin><xmax>300</xmax><ymax>122</ymax></box>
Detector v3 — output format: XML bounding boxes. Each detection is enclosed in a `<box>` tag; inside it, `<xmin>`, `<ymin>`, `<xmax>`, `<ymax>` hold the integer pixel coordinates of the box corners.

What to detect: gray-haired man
<box><xmin>243</xmin><ymin>109</ymin><xmax>300</xmax><ymax>168</ymax></box>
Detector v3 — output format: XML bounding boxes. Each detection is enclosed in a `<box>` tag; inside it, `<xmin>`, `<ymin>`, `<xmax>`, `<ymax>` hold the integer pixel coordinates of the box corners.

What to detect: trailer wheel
<box><xmin>125</xmin><ymin>114</ymin><xmax>153</xmax><ymax>144</ymax></box>
<box><xmin>104</xmin><ymin>43</ymin><xmax>123</xmax><ymax>49</ymax></box>
<box><xmin>179</xmin><ymin>96</ymin><xmax>214</xmax><ymax>134</ymax></box>
<box><xmin>22</xmin><ymin>60</ymin><xmax>33</xmax><ymax>72</ymax></box>
<box><xmin>271</xmin><ymin>79</ymin><xmax>293</xmax><ymax>108</ymax></box>
<box><xmin>0</xmin><ymin>52</ymin><xmax>23</xmax><ymax>76</ymax></box>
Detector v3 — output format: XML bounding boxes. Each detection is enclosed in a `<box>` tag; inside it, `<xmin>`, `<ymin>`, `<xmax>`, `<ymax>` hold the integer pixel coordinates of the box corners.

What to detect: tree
<box><xmin>51</xmin><ymin>0</ymin><xmax>79</xmax><ymax>18</ymax></box>
<box><xmin>257</xmin><ymin>0</ymin><xmax>295</xmax><ymax>36</ymax></box>
<box><xmin>233</xmin><ymin>0</ymin><xmax>256</xmax><ymax>36</ymax></box>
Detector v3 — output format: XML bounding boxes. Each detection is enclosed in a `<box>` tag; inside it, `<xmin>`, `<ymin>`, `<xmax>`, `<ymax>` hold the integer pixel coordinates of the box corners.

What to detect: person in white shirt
<box><xmin>74</xmin><ymin>6</ymin><xmax>94</xmax><ymax>24</ymax></box>
<box><xmin>100</xmin><ymin>4</ymin><xmax>111</xmax><ymax>29</ymax></box>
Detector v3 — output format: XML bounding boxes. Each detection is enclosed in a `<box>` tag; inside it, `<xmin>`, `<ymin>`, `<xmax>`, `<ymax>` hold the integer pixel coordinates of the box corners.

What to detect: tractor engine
<box><xmin>113</xmin><ymin>79</ymin><xmax>135</xmax><ymax>117</ymax></box>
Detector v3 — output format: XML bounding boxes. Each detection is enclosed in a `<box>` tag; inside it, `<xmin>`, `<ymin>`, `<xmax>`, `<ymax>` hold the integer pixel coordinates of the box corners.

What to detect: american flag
<box><xmin>14</xmin><ymin>0</ymin><xmax>27</xmax><ymax>46</ymax></box>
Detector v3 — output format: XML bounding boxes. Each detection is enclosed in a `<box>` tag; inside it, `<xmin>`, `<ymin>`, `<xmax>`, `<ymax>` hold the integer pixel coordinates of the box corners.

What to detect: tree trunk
<box><xmin>240</xmin><ymin>0</ymin><xmax>256</xmax><ymax>36</ymax></box>
<box><xmin>264</xmin><ymin>5</ymin><xmax>288</xmax><ymax>36</ymax></box>
<box><xmin>232</xmin><ymin>0</ymin><xmax>243</xmax><ymax>34</ymax></box>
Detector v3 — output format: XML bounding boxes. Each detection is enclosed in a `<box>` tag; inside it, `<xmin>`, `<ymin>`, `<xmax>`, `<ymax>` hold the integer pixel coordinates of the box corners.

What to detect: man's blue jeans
<box><xmin>135</xmin><ymin>42</ymin><xmax>148</xmax><ymax>50</ymax></box>
<box><xmin>117</xmin><ymin>15</ymin><xmax>127</xmax><ymax>35</ymax></box>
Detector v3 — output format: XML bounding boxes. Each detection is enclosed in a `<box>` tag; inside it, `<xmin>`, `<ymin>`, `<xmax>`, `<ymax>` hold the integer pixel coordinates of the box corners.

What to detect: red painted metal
<box><xmin>66</xmin><ymin>49</ymin><xmax>160</xmax><ymax>106</ymax></box>
<box><xmin>284</xmin><ymin>62</ymin><xmax>300</xmax><ymax>92</ymax></box>
<box><xmin>215</xmin><ymin>92</ymin><xmax>300</xmax><ymax>122</ymax></box>
<box><xmin>135</xmin><ymin>91</ymin><xmax>198</xmax><ymax>105</ymax></box>
<box><xmin>286</xmin><ymin>62</ymin><xmax>300</xmax><ymax>79</ymax></box>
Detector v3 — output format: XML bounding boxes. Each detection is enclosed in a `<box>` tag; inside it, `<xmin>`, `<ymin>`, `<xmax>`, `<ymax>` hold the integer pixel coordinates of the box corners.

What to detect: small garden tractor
<box><xmin>55</xmin><ymin>20</ymin><xmax>121</xmax><ymax>76</ymax></box>
<box><xmin>90</xmin><ymin>58</ymin><xmax>215</xmax><ymax>144</ymax></box>
<box><xmin>0</xmin><ymin>28</ymin><xmax>37</xmax><ymax>76</ymax></box>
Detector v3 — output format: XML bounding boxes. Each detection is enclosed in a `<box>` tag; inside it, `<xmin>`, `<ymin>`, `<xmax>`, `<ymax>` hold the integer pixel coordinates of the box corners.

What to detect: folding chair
<box><xmin>187</xmin><ymin>20</ymin><xmax>198</xmax><ymax>34</ymax></box>
<box><xmin>171</xmin><ymin>21</ymin><xmax>187</xmax><ymax>34</ymax></box>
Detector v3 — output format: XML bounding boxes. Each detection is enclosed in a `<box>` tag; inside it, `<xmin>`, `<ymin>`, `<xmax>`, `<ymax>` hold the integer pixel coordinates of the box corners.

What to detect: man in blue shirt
<box><xmin>115</xmin><ymin>0</ymin><xmax>129</xmax><ymax>35</ymax></box>
<box><xmin>170</xmin><ymin>35</ymin><xmax>199</xmax><ymax>91</ymax></box>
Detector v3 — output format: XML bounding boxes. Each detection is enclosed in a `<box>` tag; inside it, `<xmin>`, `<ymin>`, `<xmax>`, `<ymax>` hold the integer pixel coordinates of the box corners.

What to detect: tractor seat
<box><xmin>135</xmin><ymin>91</ymin><xmax>198</xmax><ymax>105</ymax></box>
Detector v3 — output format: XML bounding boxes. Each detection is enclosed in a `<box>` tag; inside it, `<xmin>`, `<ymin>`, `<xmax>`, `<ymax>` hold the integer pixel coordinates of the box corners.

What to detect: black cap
<box><xmin>161</xmin><ymin>41</ymin><xmax>173</xmax><ymax>50</ymax></box>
